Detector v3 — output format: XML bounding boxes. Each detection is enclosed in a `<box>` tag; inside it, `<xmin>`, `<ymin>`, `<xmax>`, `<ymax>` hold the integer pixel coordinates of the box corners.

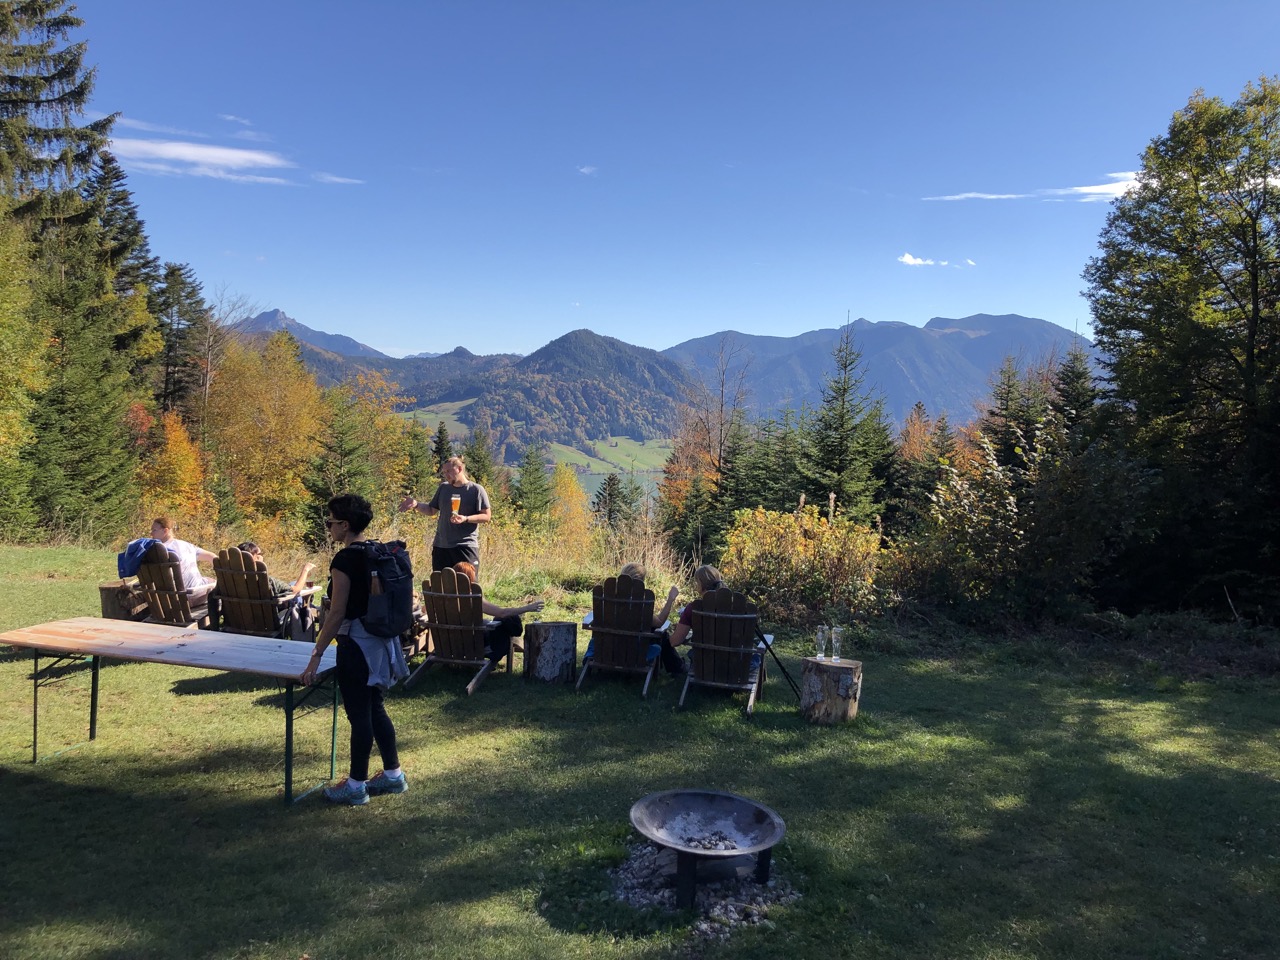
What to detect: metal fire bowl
<box><xmin>630</xmin><ymin>789</ymin><xmax>786</xmax><ymax>859</ymax></box>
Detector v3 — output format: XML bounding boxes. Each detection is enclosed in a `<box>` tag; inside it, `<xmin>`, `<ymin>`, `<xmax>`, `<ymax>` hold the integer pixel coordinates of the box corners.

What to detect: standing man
<box><xmin>399</xmin><ymin>455</ymin><xmax>492</xmax><ymax>572</ymax></box>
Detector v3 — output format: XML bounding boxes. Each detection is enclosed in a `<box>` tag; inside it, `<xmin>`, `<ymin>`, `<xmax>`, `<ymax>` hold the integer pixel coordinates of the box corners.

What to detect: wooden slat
<box><xmin>0</xmin><ymin>617</ymin><xmax>335</xmax><ymax>680</ymax></box>
<box><xmin>422</xmin><ymin>569</ymin><xmax>487</xmax><ymax>664</ymax></box>
<box><xmin>587</xmin><ymin>575</ymin><xmax>661</xmax><ymax>675</ymax></box>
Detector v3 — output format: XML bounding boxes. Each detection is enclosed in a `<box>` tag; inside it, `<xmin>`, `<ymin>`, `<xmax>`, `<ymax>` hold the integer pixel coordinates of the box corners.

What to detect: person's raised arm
<box><xmin>288</xmin><ymin>562</ymin><xmax>317</xmax><ymax>597</ymax></box>
<box><xmin>195</xmin><ymin>547</ymin><xmax>218</xmax><ymax>564</ymax></box>
<box><xmin>302</xmin><ymin>568</ymin><xmax>349</xmax><ymax>684</ymax></box>
<box><xmin>653</xmin><ymin>585</ymin><xmax>678</xmax><ymax>629</ymax></box>
<box><xmin>399</xmin><ymin>494</ymin><xmax>439</xmax><ymax>517</ymax></box>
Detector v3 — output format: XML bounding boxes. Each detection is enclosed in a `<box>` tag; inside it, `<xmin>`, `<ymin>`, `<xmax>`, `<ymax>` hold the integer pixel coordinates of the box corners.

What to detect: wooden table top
<box><xmin>0</xmin><ymin>617</ymin><xmax>336</xmax><ymax>681</ymax></box>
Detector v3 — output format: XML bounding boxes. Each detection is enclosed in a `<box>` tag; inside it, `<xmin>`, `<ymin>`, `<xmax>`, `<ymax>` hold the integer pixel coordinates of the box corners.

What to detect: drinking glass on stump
<box><xmin>815</xmin><ymin>625</ymin><xmax>827</xmax><ymax>660</ymax></box>
<box><xmin>830</xmin><ymin>626</ymin><xmax>843</xmax><ymax>662</ymax></box>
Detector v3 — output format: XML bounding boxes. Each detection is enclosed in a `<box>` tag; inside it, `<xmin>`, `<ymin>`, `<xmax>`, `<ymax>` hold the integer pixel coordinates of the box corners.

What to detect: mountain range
<box><xmin>241</xmin><ymin>309</ymin><xmax>1096</xmax><ymax>454</ymax></box>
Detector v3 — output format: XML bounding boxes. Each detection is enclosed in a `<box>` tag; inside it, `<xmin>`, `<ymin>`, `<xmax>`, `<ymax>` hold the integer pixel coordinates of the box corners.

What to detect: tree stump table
<box><xmin>523</xmin><ymin>621</ymin><xmax>577</xmax><ymax>684</ymax></box>
<box><xmin>98</xmin><ymin>579</ymin><xmax>149</xmax><ymax>621</ymax></box>
<box><xmin>799</xmin><ymin>657</ymin><xmax>862</xmax><ymax>724</ymax></box>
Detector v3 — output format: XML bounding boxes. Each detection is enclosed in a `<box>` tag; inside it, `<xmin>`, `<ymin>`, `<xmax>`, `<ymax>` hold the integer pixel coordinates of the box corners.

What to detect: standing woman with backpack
<box><xmin>301</xmin><ymin>493</ymin><xmax>408</xmax><ymax>805</ymax></box>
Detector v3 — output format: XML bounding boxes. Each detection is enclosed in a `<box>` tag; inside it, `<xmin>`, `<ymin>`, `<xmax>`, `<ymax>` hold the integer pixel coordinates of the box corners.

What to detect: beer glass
<box><xmin>450</xmin><ymin>494</ymin><xmax>462</xmax><ymax>515</ymax></box>
<box><xmin>815</xmin><ymin>625</ymin><xmax>827</xmax><ymax>660</ymax></box>
<box><xmin>830</xmin><ymin>626</ymin><xmax>843</xmax><ymax>662</ymax></box>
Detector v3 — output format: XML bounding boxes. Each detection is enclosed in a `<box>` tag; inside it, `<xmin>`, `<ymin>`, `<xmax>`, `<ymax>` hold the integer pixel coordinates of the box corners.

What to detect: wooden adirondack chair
<box><xmin>679</xmin><ymin>587</ymin><xmax>767</xmax><ymax>716</ymax></box>
<box><xmin>136</xmin><ymin>543</ymin><xmax>209</xmax><ymax>628</ymax></box>
<box><xmin>210</xmin><ymin>546</ymin><xmax>307</xmax><ymax>639</ymax></box>
<box><xmin>576</xmin><ymin>574</ymin><xmax>661</xmax><ymax>697</ymax></box>
<box><xmin>405</xmin><ymin>568</ymin><xmax>512</xmax><ymax>695</ymax></box>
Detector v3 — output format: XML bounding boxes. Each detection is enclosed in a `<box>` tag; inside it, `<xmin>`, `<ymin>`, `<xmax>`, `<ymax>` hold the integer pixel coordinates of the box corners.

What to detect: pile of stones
<box><xmin>610</xmin><ymin>840</ymin><xmax>801</xmax><ymax>943</ymax></box>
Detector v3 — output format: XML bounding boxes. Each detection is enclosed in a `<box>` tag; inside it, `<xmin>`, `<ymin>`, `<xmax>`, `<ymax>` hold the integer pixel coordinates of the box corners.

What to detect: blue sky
<box><xmin>80</xmin><ymin>0</ymin><xmax>1279</xmax><ymax>357</ymax></box>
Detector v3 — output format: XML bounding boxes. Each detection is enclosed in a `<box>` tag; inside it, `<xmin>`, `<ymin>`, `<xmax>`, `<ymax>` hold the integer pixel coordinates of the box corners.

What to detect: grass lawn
<box><xmin>1</xmin><ymin>547</ymin><xmax>1277</xmax><ymax>959</ymax></box>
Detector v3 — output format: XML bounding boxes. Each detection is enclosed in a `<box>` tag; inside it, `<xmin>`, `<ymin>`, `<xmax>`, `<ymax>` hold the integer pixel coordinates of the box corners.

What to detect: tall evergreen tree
<box><xmin>0</xmin><ymin>1</ymin><xmax>114</xmax><ymax>214</ymax></box>
<box><xmin>305</xmin><ymin>386</ymin><xmax>377</xmax><ymax>544</ymax></box>
<box><xmin>152</xmin><ymin>262</ymin><xmax>207</xmax><ymax>414</ymax></box>
<box><xmin>592</xmin><ymin>472</ymin><xmax>629</xmax><ymax>529</ymax></box>
<box><xmin>431</xmin><ymin>420</ymin><xmax>454</xmax><ymax>473</ymax></box>
<box><xmin>805</xmin><ymin>323</ymin><xmax>889</xmax><ymax>524</ymax></box>
<box><xmin>512</xmin><ymin>442</ymin><xmax>553</xmax><ymax>526</ymax></box>
<box><xmin>81</xmin><ymin>149</ymin><xmax>160</xmax><ymax>296</ymax></box>
<box><xmin>22</xmin><ymin>222</ymin><xmax>138</xmax><ymax>536</ymax></box>
<box><xmin>461</xmin><ymin>425</ymin><xmax>499</xmax><ymax>488</ymax></box>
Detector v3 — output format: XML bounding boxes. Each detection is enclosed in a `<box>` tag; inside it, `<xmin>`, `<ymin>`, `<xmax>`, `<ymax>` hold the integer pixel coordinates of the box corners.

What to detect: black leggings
<box><xmin>336</xmin><ymin>637</ymin><xmax>399</xmax><ymax>782</ymax></box>
<box><xmin>484</xmin><ymin>615</ymin><xmax>523</xmax><ymax>663</ymax></box>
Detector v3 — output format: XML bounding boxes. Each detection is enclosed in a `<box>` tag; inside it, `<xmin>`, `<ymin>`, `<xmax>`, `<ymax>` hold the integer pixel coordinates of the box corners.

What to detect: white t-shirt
<box><xmin>165</xmin><ymin>538</ymin><xmax>213</xmax><ymax>591</ymax></box>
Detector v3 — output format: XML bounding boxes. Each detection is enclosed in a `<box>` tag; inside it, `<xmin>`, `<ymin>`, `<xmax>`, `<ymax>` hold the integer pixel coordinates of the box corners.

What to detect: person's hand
<box><xmin>667</xmin><ymin>586</ymin><xmax>679</xmax><ymax>603</ymax></box>
<box><xmin>301</xmin><ymin>650</ymin><xmax>324</xmax><ymax>685</ymax></box>
<box><xmin>525</xmin><ymin>599</ymin><xmax>545</xmax><ymax>614</ymax></box>
<box><xmin>303</xmin><ymin>562</ymin><xmax>316</xmax><ymax>575</ymax></box>
<box><xmin>449</xmin><ymin>512</ymin><xmax>465</xmax><ymax>524</ymax></box>
<box><xmin>398</xmin><ymin>495</ymin><xmax>417</xmax><ymax>513</ymax></box>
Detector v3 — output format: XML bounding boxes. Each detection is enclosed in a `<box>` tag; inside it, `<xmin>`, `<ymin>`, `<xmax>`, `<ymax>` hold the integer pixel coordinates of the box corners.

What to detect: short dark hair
<box><xmin>237</xmin><ymin>541</ymin><xmax>260</xmax><ymax>555</ymax></box>
<box><xmin>328</xmin><ymin>493</ymin><xmax>373</xmax><ymax>534</ymax></box>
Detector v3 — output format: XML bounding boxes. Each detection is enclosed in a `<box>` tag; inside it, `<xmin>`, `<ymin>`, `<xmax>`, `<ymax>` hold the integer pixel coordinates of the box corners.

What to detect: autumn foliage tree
<box><xmin>206</xmin><ymin>332</ymin><xmax>324</xmax><ymax>526</ymax></box>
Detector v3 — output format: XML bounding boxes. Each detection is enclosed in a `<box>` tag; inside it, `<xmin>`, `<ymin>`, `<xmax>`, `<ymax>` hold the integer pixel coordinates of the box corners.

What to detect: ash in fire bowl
<box><xmin>630</xmin><ymin>789</ymin><xmax>785</xmax><ymax>858</ymax></box>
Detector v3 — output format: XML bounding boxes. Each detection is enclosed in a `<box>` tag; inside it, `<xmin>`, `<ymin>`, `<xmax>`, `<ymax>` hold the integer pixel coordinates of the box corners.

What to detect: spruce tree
<box><xmin>805</xmin><ymin>323</ymin><xmax>888</xmax><ymax>524</ymax></box>
<box><xmin>512</xmin><ymin>442</ymin><xmax>553</xmax><ymax>527</ymax></box>
<box><xmin>591</xmin><ymin>472</ymin><xmax>628</xmax><ymax>528</ymax></box>
<box><xmin>153</xmin><ymin>262</ymin><xmax>207</xmax><ymax>414</ymax></box>
<box><xmin>0</xmin><ymin>1</ymin><xmax>114</xmax><ymax>214</ymax></box>
<box><xmin>82</xmin><ymin>149</ymin><xmax>160</xmax><ymax>296</ymax></box>
<box><xmin>432</xmin><ymin>420</ymin><xmax>454</xmax><ymax>473</ymax></box>
<box><xmin>461</xmin><ymin>425</ymin><xmax>499</xmax><ymax>487</ymax></box>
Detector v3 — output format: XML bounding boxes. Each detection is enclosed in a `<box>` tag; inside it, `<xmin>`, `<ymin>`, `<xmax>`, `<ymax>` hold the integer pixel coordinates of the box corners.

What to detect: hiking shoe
<box><xmin>366</xmin><ymin>770</ymin><xmax>408</xmax><ymax>796</ymax></box>
<box><xmin>323</xmin><ymin>778</ymin><xmax>369</xmax><ymax>805</ymax></box>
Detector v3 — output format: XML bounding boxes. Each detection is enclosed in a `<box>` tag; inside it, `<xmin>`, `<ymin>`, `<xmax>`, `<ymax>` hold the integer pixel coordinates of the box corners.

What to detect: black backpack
<box><xmin>357</xmin><ymin>539</ymin><xmax>415</xmax><ymax>638</ymax></box>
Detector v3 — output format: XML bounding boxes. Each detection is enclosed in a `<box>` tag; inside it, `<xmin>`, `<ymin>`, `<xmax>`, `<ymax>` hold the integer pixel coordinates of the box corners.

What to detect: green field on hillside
<box><xmin>404</xmin><ymin>399</ymin><xmax>476</xmax><ymax>437</ymax></box>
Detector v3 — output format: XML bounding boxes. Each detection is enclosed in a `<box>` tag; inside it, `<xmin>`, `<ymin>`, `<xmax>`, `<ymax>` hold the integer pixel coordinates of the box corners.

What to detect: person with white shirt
<box><xmin>150</xmin><ymin>517</ymin><xmax>216</xmax><ymax>605</ymax></box>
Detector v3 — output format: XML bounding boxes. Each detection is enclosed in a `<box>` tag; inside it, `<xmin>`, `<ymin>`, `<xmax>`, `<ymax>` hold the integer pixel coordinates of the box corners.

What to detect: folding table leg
<box><xmin>284</xmin><ymin>682</ymin><xmax>295</xmax><ymax>803</ymax></box>
<box><xmin>31</xmin><ymin>652</ymin><xmax>38</xmax><ymax>764</ymax></box>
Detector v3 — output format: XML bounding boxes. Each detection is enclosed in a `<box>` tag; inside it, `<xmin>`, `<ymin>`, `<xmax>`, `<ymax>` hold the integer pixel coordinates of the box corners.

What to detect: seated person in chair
<box><xmin>617</xmin><ymin>561</ymin><xmax>686</xmax><ymax>676</ymax></box>
<box><xmin>150</xmin><ymin>517</ymin><xmax>217</xmax><ymax>606</ymax></box>
<box><xmin>237</xmin><ymin>541</ymin><xmax>316</xmax><ymax>598</ymax></box>
<box><xmin>452</xmin><ymin>561</ymin><xmax>544</xmax><ymax>663</ymax></box>
<box><xmin>663</xmin><ymin>564</ymin><xmax>726</xmax><ymax>674</ymax></box>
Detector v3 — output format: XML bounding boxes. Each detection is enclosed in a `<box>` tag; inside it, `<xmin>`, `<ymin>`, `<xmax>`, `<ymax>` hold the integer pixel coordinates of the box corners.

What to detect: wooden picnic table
<box><xmin>0</xmin><ymin>616</ymin><xmax>339</xmax><ymax>804</ymax></box>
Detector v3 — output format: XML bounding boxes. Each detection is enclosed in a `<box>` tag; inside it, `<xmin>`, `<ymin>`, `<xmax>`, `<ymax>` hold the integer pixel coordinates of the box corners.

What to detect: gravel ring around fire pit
<box><xmin>611</xmin><ymin>840</ymin><xmax>801</xmax><ymax>943</ymax></box>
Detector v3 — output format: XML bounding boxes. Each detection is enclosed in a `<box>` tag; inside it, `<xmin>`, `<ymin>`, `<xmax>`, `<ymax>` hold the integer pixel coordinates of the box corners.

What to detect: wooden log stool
<box><xmin>99</xmin><ymin>579</ymin><xmax>149</xmax><ymax>621</ymax></box>
<box><xmin>523</xmin><ymin>621</ymin><xmax>577</xmax><ymax>684</ymax></box>
<box><xmin>800</xmin><ymin>657</ymin><xmax>863</xmax><ymax>724</ymax></box>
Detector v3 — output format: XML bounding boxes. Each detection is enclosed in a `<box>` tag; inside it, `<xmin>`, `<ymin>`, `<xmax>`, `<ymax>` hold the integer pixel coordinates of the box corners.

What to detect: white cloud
<box><xmin>114</xmin><ymin>116</ymin><xmax>208</xmax><ymax>138</ymax></box>
<box><xmin>219</xmin><ymin>114</ymin><xmax>253</xmax><ymax>125</ymax></box>
<box><xmin>924</xmin><ymin>172</ymin><xmax>1138</xmax><ymax>203</ymax></box>
<box><xmin>924</xmin><ymin>191</ymin><xmax>1029</xmax><ymax>201</ymax></box>
<box><xmin>232</xmin><ymin>129</ymin><xmax>274</xmax><ymax>142</ymax></box>
<box><xmin>110</xmin><ymin>137</ymin><xmax>295</xmax><ymax>183</ymax></box>
<box><xmin>898</xmin><ymin>253</ymin><xmax>934</xmax><ymax>266</ymax></box>
<box><xmin>313</xmin><ymin>172</ymin><xmax>364</xmax><ymax>185</ymax></box>
<box><xmin>966</xmin><ymin>258</ymin><xmax>976</xmax><ymax>266</ymax></box>
<box><xmin>1043</xmin><ymin>171</ymin><xmax>1137</xmax><ymax>201</ymax></box>
<box><xmin>577</xmin><ymin>165</ymin><xmax>598</xmax><ymax>176</ymax></box>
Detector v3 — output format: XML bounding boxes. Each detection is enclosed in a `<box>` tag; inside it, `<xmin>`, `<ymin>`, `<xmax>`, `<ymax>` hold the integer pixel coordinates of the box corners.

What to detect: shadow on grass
<box><xmin>2</xmin><ymin>654</ymin><xmax>1277</xmax><ymax>959</ymax></box>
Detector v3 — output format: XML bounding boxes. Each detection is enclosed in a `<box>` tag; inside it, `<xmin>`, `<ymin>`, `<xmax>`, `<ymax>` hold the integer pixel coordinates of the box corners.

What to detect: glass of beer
<box><xmin>450</xmin><ymin>494</ymin><xmax>462</xmax><ymax>516</ymax></box>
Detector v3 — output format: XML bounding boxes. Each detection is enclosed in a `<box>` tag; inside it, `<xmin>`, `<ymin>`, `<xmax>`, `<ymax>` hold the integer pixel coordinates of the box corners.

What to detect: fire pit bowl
<box><xmin>630</xmin><ymin>789</ymin><xmax>786</xmax><ymax>908</ymax></box>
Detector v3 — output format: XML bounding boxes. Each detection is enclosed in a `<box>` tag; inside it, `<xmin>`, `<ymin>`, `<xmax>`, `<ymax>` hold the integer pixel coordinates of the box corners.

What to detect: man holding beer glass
<box><xmin>398</xmin><ymin>455</ymin><xmax>492</xmax><ymax>571</ymax></box>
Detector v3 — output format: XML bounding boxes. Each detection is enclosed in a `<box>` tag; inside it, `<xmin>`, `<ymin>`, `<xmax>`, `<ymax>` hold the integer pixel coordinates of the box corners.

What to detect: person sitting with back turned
<box><xmin>662</xmin><ymin>564</ymin><xmax>726</xmax><ymax>674</ymax></box>
<box><xmin>452</xmin><ymin>561</ymin><xmax>544</xmax><ymax>664</ymax></box>
<box><xmin>150</xmin><ymin>517</ymin><xmax>217</xmax><ymax>606</ymax></box>
<box><xmin>618</xmin><ymin>561</ymin><xmax>685</xmax><ymax>676</ymax></box>
<box><xmin>237</xmin><ymin>541</ymin><xmax>316</xmax><ymax>598</ymax></box>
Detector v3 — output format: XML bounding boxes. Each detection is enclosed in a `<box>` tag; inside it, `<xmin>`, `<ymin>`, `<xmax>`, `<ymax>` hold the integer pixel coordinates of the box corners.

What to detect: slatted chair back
<box><xmin>576</xmin><ymin>574</ymin><xmax>661</xmax><ymax>696</ymax></box>
<box><xmin>405</xmin><ymin>568</ymin><xmax>503</xmax><ymax>694</ymax></box>
<box><xmin>212</xmin><ymin>546</ymin><xmax>285</xmax><ymax>637</ymax></box>
<box><xmin>681</xmin><ymin>587</ymin><xmax>765</xmax><ymax>715</ymax></box>
<box><xmin>422</xmin><ymin>567</ymin><xmax>487</xmax><ymax>661</ymax></box>
<box><xmin>136</xmin><ymin>543</ymin><xmax>203</xmax><ymax>628</ymax></box>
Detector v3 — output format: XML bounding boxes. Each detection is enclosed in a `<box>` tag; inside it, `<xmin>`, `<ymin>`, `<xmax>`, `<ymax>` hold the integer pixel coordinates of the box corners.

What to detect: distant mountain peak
<box><xmin>238</xmin><ymin>309</ymin><xmax>389</xmax><ymax>359</ymax></box>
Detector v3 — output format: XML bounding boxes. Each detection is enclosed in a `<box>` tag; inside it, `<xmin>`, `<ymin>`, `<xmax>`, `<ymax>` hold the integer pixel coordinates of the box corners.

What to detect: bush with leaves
<box><xmin>719</xmin><ymin>505</ymin><xmax>879</xmax><ymax>623</ymax></box>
